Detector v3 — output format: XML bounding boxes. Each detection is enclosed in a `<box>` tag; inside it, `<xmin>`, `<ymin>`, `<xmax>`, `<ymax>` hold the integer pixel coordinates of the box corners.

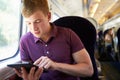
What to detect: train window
<box><xmin>0</xmin><ymin>0</ymin><xmax>21</xmax><ymax>61</ymax></box>
<box><xmin>51</xmin><ymin>13</ymin><xmax>59</xmax><ymax>21</ymax></box>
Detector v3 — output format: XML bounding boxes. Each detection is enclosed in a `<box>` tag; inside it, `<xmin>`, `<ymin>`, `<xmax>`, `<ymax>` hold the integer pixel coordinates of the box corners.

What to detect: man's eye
<box><xmin>35</xmin><ymin>20</ymin><xmax>41</xmax><ymax>23</ymax></box>
<box><xmin>27</xmin><ymin>23</ymin><xmax>31</xmax><ymax>25</ymax></box>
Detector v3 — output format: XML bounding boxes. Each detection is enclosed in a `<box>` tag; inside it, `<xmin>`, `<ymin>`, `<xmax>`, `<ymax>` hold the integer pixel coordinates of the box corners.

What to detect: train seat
<box><xmin>53</xmin><ymin>16</ymin><xmax>99</xmax><ymax>80</ymax></box>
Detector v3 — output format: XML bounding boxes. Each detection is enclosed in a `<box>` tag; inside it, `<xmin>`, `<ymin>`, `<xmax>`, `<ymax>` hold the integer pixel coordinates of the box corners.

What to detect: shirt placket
<box><xmin>43</xmin><ymin>43</ymin><xmax>51</xmax><ymax>57</ymax></box>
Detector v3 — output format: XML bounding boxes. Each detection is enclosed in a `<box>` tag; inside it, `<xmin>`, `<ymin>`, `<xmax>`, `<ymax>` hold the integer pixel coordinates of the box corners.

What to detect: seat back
<box><xmin>53</xmin><ymin>16</ymin><xmax>98</xmax><ymax>80</ymax></box>
<box><xmin>117</xmin><ymin>28</ymin><xmax>120</xmax><ymax>53</ymax></box>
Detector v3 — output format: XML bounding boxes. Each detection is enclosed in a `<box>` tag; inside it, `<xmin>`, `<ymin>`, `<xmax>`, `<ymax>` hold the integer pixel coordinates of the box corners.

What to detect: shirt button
<box><xmin>45</xmin><ymin>44</ymin><xmax>47</xmax><ymax>47</ymax></box>
<box><xmin>46</xmin><ymin>51</ymin><xmax>49</xmax><ymax>54</ymax></box>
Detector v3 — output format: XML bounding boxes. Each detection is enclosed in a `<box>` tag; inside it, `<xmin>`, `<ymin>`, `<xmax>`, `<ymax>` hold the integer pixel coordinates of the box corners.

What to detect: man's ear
<box><xmin>47</xmin><ymin>12</ymin><xmax>51</xmax><ymax>21</ymax></box>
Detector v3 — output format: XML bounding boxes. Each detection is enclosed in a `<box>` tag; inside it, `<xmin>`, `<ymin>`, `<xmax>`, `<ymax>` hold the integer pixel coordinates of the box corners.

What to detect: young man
<box><xmin>15</xmin><ymin>0</ymin><xmax>93</xmax><ymax>80</ymax></box>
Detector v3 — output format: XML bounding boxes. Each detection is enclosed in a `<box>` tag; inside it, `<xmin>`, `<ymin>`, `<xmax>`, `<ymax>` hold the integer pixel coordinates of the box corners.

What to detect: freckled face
<box><xmin>25</xmin><ymin>10</ymin><xmax>51</xmax><ymax>38</ymax></box>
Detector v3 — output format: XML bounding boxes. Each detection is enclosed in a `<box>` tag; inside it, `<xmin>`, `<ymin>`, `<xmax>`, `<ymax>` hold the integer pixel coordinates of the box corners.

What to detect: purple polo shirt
<box><xmin>20</xmin><ymin>24</ymin><xmax>84</xmax><ymax>80</ymax></box>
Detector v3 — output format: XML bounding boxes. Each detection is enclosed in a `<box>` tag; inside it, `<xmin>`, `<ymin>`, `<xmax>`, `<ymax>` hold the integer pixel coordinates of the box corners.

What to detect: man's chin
<box><xmin>34</xmin><ymin>34</ymin><xmax>40</xmax><ymax>38</ymax></box>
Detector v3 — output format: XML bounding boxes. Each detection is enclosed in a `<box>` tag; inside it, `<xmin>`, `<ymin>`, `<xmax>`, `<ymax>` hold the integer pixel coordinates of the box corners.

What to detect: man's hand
<box><xmin>14</xmin><ymin>67</ymin><xmax>43</xmax><ymax>80</ymax></box>
<box><xmin>34</xmin><ymin>56</ymin><xmax>57</xmax><ymax>70</ymax></box>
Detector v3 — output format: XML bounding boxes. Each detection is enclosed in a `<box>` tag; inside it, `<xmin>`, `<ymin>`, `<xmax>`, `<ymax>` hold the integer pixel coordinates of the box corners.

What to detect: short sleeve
<box><xmin>68</xmin><ymin>29</ymin><xmax>84</xmax><ymax>53</ymax></box>
<box><xmin>19</xmin><ymin>36</ymin><xmax>32</xmax><ymax>62</ymax></box>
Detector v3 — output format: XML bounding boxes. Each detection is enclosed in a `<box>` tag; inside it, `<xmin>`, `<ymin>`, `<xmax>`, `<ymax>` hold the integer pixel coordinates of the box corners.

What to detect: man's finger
<box><xmin>13</xmin><ymin>68</ymin><xmax>22</xmax><ymax>77</ymax></box>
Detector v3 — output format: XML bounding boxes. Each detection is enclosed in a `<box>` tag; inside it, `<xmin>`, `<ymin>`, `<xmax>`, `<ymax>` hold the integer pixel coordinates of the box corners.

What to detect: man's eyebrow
<box><xmin>35</xmin><ymin>19</ymin><xmax>41</xmax><ymax>21</ymax></box>
<box><xmin>25</xmin><ymin>19</ymin><xmax>42</xmax><ymax>23</ymax></box>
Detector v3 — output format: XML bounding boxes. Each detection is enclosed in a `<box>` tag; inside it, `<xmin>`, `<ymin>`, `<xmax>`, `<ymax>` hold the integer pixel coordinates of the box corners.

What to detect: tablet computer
<box><xmin>7</xmin><ymin>63</ymin><xmax>38</xmax><ymax>73</ymax></box>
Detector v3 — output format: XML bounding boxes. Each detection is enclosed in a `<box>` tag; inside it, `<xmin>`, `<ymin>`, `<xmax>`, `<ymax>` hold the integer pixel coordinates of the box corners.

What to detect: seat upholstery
<box><xmin>53</xmin><ymin>16</ymin><xmax>98</xmax><ymax>80</ymax></box>
<box><xmin>117</xmin><ymin>28</ymin><xmax>120</xmax><ymax>49</ymax></box>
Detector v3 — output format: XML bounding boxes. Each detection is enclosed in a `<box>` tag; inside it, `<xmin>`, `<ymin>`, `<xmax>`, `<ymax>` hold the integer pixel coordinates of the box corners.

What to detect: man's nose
<box><xmin>31</xmin><ymin>23</ymin><xmax>37</xmax><ymax>30</ymax></box>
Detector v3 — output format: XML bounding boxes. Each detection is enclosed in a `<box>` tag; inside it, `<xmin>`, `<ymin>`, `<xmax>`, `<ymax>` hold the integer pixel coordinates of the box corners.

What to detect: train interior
<box><xmin>0</xmin><ymin>0</ymin><xmax>120</xmax><ymax>80</ymax></box>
